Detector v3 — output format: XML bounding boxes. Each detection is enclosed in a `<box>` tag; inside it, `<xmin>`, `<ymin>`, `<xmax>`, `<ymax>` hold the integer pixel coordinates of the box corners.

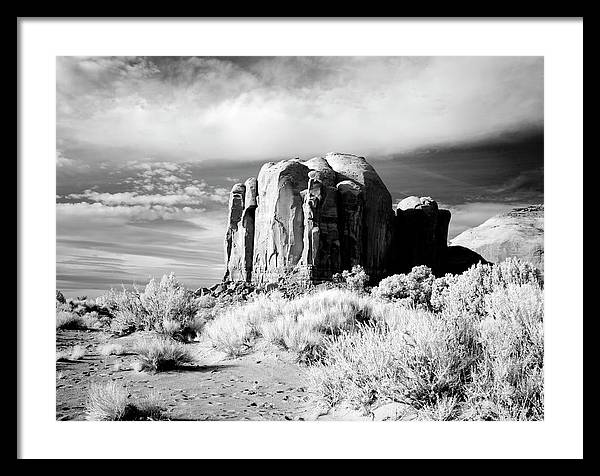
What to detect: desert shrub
<box><xmin>86</xmin><ymin>381</ymin><xmax>129</xmax><ymax>420</ymax></box>
<box><xmin>203</xmin><ymin>307</ymin><xmax>259</xmax><ymax>357</ymax></box>
<box><xmin>203</xmin><ymin>293</ymin><xmax>287</xmax><ymax>356</ymax></box>
<box><xmin>57</xmin><ymin>345</ymin><xmax>87</xmax><ymax>361</ymax></box>
<box><xmin>430</xmin><ymin>258</ymin><xmax>543</xmax><ymax>318</ymax></box>
<box><xmin>96</xmin><ymin>275</ymin><xmax>200</xmax><ymax>337</ymax></box>
<box><xmin>140</xmin><ymin>273</ymin><xmax>198</xmax><ymax>333</ymax></box>
<box><xmin>135</xmin><ymin>337</ymin><xmax>195</xmax><ymax>372</ymax></box>
<box><xmin>415</xmin><ymin>395</ymin><xmax>461</xmax><ymax>421</ymax></box>
<box><xmin>463</xmin><ymin>283</ymin><xmax>544</xmax><ymax>420</ymax></box>
<box><xmin>56</xmin><ymin>290</ymin><xmax>66</xmax><ymax>304</ymax></box>
<box><xmin>195</xmin><ymin>294</ymin><xmax>217</xmax><ymax>309</ymax></box>
<box><xmin>306</xmin><ymin>263</ymin><xmax>544</xmax><ymax>420</ymax></box>
<box><xmin>82</xmin><ymin>311</ymin><xmax>102</xmax><ymax>329</ymax></box>
<box><xmin>371</xmin><ymin>265</ymin><xmax>435</xmax><ymax>308</ymax></box>
<box><xmin>70</xmin><ymin>345</ymin><xmax>87</xmax><ymax>360</ymax></box>
<box><xmin>306</xmin><ymin>305</ymin><xmax>479</xmax><ymax>412</ymax></box>
<box><xmin>97</xmin><ymin>286</ymin><xmax>147</xmax><ymax>335</ymax></box>
<box><xmin>56</xmin><ymin>310</ymin><xmax>85</xmax><ymax>330</ymax></box>
<box><xmin>332</xmin><ymin>265</ymin><xmax>369</xmax><ymax>291</ymax></box>
<box><xmin>204</xmin><ymin>289</ymin><xmax>375</xmax><ymax>362</ymax></box>
<box><xmin>85</xmin><ymin>382</ymin><xmax>165</xmax><ymax>421</ymax></box>
<box><xmin>98</xmin><ymin>343</ymin><xmax>127</xmax><ymax>356</ymax></box>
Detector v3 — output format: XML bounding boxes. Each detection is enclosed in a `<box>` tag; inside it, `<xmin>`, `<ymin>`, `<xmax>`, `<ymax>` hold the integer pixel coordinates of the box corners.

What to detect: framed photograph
<box><xmin>18</xmin><ymin>17</ymin><xmax>583</xmax><ymax>459</ymax></box>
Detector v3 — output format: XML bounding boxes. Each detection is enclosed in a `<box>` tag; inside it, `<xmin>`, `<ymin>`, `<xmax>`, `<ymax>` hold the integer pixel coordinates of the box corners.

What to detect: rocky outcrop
<box><xmin>392</xmin><ymin>196</ymin><xmax>451</xmax><ymax>275</ymax></box>
<box><xmin>224</xmin><ymin>153</ymin><xmax>395</xmax><ymax>284</ymax></box>
<box><xmin>223</xmin><ymin>178</ymin><xmax>258</xmax><ymax>282</ymax></box>
<box><xmin>451</xmin><ymin>204</ymin><xmax>544</xmax><ymax>271</ymax></box>
<box><xmin>223</xmin><ymin>160</ymin><xmax>543</xmax><ymax>283</ymax></box>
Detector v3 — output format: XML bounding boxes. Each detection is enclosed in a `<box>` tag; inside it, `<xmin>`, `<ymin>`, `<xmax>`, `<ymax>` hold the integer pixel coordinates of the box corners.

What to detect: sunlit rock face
<box><xmin>223</xmin><ymin>154</ymin><xmax>452</xmax><ymax>284</ymax></box>
<box><xmin>223</xmin><ymin>178</ymin><xmax>258</xmax><ymax>282</ymax></box>
<box><xmin>252</xmin><ymin>159</ymin><xmax>310</xmax><ymax>284</ymax></box>
<box><xmin>451</xmin><ymin>204</ymin><xmax>544</xmax><ymax>271</ymax></box>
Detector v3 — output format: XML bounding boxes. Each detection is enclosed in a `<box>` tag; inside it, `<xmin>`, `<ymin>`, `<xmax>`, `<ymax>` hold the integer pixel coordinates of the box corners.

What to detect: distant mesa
<box><xmin>223</xmin><ymin>153</ymin><xmax>541</xmax><ymax>285</ymax></box>
<box><xmin>451</xmin><ymin>204</ymin><xmax>544</xmax><ymax>272</ymax></box>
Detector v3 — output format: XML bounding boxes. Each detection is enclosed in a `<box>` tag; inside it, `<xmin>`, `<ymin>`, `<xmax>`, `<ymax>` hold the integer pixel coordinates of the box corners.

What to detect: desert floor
<box><xmin>56</xmin><ymin>329</ymin><xmax>315</xmax><ymax>421</ymax></box>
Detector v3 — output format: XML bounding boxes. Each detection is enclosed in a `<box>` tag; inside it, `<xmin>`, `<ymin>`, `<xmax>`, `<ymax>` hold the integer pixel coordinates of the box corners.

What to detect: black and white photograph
<box><xmin>18</xmin><ymin>18</ymin><xmax>583</xmax><ymax>459</ymax></box>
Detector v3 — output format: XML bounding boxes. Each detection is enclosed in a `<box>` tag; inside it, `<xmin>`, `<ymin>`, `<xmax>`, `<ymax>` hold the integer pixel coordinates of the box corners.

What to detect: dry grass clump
<box><xmin>134</xmin><ymin>337</ymin><xmax>195</xmax><ymax>372</ymax></box>
<box><xmin>85</xmin><ymin>381</ymin><xmax>165</xmax><ymax>421</ymax></box>
<box><xmin>56</xmin><ymin>310</ymin><xmax>86</xmax><ymax>330</ymax></box>
<box><xmin>56</xmin><ymin>345</ymin><xmax>87</xmax><ymax>361</ymax></box>
<box><xmin>98</xmin><ymin>342</ymin><xmax>127</xmax><ymax>356</ymax></box>
<box><xmin>204</xmin><ymin>289</ymin><xmax>375</xmax><ymax>361</ymax></box>
<box><xmin>203</xmin><ymin>294</ymin><xmax>285</xmax><ymax>357</ymax></box>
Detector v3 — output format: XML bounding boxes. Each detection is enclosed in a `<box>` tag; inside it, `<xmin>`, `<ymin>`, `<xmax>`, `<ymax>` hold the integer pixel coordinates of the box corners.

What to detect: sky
<box><xmin>56</xmin><ymin>56</ymin><xmax>544</xmax><ymax>297</ymax></box>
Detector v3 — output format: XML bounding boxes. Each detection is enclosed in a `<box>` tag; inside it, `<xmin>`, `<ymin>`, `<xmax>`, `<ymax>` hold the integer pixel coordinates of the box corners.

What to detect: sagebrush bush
<box><xmin>97</xmin><ymin>286</ymin><xmax>147</xmax><ymax>335</ymax></box>
<box><xmin>466</xmin><ymin>283</ymin><xmax>544</xmax><ymax>420</ymax></box>
<box><xmin>82</xmin><ymin>311</ymin><xmax>102</xmax><ymax>329</ymax></box>
<box><xmin>85</xmin><ymin>382</ymin><xmax>165</xmax><ymax>421</ymax></box>
<box><xmin>306</xmin><ymin>309</ymin><xmax>478</xmax><ymax>412</ymax></box>
<box><xmin>98</xmin><ymin>343</ymin><xmax>127</xmax><ymax>356</ymax></box>
<box><xmin>430</xmin><ymin>258</ymin><xmax>543</xmax><ymax>318</ymax></box>
<box><xmin>56</xmin><ymin>310</ymin><xmax>86</xmax><ymax>330</ymax></box>
<box><xmin>204</xmin><ymin>289</ymin><xmax>375</xmax><ymax>361</ymax></box>
<box><xmin>371</xmin><ymin>265</ymin><xmax>435</xmax><ymax>308</ymax></box>
<box><xmin>96</xmin><ymin>274</ymin><xmax>200</xmax><ymax>337</ymax></box>
<box><xmin>86</xmin><ymin>381</ymin><xmax>129</xmax><ymax>420</ymax></box>
<box><xmin>57</xmin><ymin>345</ymin><xmax>87</xmax><ymax>361</ymax></box>
<box><xmin>140</xmin><ymin>273</ymin><xmax>198</xmax><ymax>333</ymax></box>
<box><xmin>69</xmin><ymin>345</ymin><xmax>87</xmax><ymax>360</ymax></box>
<box><xmin>135</xmin><ymin>337</ymin><xmax>195</xmax><ymax>372</ymax></box>
<box><xmin>332</xmin><ymin>265</ymin><xmax>370</xmax><ymax>291</ymax></box>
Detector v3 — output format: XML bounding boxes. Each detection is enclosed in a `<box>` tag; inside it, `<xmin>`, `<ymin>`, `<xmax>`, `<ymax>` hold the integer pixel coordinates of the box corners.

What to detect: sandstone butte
<box><xmin>224</xmin><ymin>152</ymin><xmax>502</xmax><ymax>285</ymax></box>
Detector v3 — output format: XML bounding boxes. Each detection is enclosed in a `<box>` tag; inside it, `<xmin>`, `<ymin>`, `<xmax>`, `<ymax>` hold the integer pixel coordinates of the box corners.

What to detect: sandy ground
<box><xmin>56</xmin><ymin>330</ymin><xmax>314</xmax><ymax>421</ymax></box>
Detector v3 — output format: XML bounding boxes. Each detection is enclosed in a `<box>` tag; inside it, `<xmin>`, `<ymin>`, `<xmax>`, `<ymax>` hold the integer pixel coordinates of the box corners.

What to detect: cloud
<box><xmin>58</xmin><ymin>159</ymin><xmax>231</xmax><ymax>208</ymax></box>
<box><xmin>57</xmin><ymin>56</ymin><xmax>543</xmax><ymax>165</ymax></box>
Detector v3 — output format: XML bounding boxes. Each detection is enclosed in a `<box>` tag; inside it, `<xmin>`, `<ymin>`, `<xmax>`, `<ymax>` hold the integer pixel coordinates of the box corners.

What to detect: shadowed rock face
<box><xmin>440</xmin><ymin>245</ymin><xmax>489</xmax><ymax>275</ymax></box>
<box><xmin>392</xmin><ymin>196</ymin><xmax>451</xmax><ymax>275</ymax></box>
<box><xmin>451</xmin><ymin>204</ymin><xmax>544</xmax><ymax>271</ymax></box>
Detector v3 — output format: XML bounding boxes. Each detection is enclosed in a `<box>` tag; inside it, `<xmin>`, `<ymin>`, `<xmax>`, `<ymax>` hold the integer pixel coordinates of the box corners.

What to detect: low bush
<box><xmin>98</xmin><ymin>343</ymin><xmax>127</xmax><ymax>356</ymax></box>
<box><xmin>204</xmin><ymin>289</ymin><xmax>375</xmax><ymax>362</ymax></box>
<box><xmin>56</xmin><ymin>310</ymin><xmax>86</xmax><ymax>330</ymax></box>
<box><xmin>140</xmin><ymin>273</ymin><xmax>198</xmax><ymax>333</ymax></box>
<box><xmin>135</xmin><ymin>337</ymin><xmax>195</xmax><ymax>372</ymax></box>
<box><xmin>430</xmin><ymin>258</ymin><xmax>543</xmax><ymax>318</ymax></box>
<box><xmin>371</xmin><ymin>265</ymin><xmax>435</xmax><ymax>308</ymax></box>
<box><xmin>96</xmin><ymin>274</ymin><xmax>201</xmax><ymax>337</ymax></box>
<box><xmin>57</xmin><ymin>345</ymin><xmax>87</xmax><ymax>361</ymax></box>
<box><xmin>85</xmin><ymin>382</ymin><xmax>165</xmax><ymax>421</ymax></box>
<box><xmin>332</xmin><ymin>265</ymin><xmax>370</xmax><ymax>291</ymax></box>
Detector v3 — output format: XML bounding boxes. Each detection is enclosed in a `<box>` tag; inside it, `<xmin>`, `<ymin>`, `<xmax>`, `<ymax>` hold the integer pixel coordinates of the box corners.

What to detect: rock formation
<box><xmin>391</xmin><ymin>196</ymin><xmax>451</xmax><ymax>275</ymax></box>
<box><xmin>224</xmin><ymin>153</ymin><xmax>395</xmax><ymax>284</ymax></box>
<box><xmin>451</xmin><ymin>204</ymin><xmax>544</xmax><ymax>271</ymax></box>
<box><xmin>223</xmin><ymin>153</ymin><xmax>533</xmax><ymax>285</ymax></box>
<box><xmin>223</xmin><ymin>178</ymin><xmax>258</xmax><ymax>282</ymax></box>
